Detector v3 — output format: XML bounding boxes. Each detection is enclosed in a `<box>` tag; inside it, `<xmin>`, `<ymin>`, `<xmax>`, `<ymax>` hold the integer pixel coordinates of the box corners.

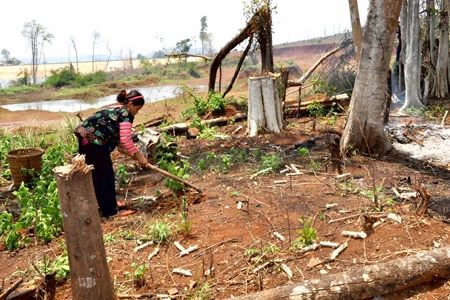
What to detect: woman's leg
<box><xmin>78</xmin><ymin>140</ymin><xmax>117</xmax><ymax>217</ymax></box>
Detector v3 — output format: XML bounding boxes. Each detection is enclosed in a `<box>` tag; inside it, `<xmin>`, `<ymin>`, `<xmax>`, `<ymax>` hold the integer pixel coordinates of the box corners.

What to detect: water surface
<box><xmin>1</xmin><ymin>85</ymin><xmax>196</xmax><ymax>113</ymax></box>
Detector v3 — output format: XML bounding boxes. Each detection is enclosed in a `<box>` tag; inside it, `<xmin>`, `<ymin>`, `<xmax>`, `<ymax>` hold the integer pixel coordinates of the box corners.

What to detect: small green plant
<box><xmin>116</xmin><ymin>164</ymin><xmax>130</xmax><ymax>188</ymax></box>
<box><xmin>125</xmin><ymin>262</ymin><xmax>147</xmax><ymax>288</ymax></box>
<box><xmin>148</xmin><ymin>219</ymin><xmax>172</xmax><ymax>243</ymax></box>
<box><xmin>103</xmin><ymin>233</ymin><xmax>117</xmax><ymax>243</ymax></box>
<box><xmin>297</xmin><ymin>147</ymin><xmax>309</xmax><ymax>158</ymax></box>
<box><xmin>208</xmin><ymin>91</ymin><xmax>226</xmax><ymax>113</ymax></box>
<box><xmin>293</xmin><ymin>216</ymin><xmax>318</xmax><ymax>249</ymax></box>
<box><xmin>163</xmin><ymin>160</ymin><xmax>190</xmax><ymax>193</ymax></box>
<box><xmin>260</xmin><ymin>154</ymin><xmax>284</xmax><ymax>173</ymax></box>
<box><xmin>178</xmin><ymin>196</ymin><xmax>193</xmax><ymax>235</ymax></box>
<box><xmin>39</xmin><ymin>252</ymin><xmax>71</xmax><ymax>280</ymax></box>
<box><xmin>219</xmin><ymin>154</ymin><xmax>232</xmax><ymax>173</ymax></box>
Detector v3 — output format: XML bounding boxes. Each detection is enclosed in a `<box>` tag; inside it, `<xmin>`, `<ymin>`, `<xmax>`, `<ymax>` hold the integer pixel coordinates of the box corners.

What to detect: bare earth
<box><xmin>1</xmin><ymin>44</ymin><xmax>450</xmax><ymax>299</ymax></box>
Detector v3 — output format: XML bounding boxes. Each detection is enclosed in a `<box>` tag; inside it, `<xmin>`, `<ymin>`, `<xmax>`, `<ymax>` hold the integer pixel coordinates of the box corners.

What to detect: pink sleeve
<box><xmin>119</xmin><ymin>122</ymin><xmax>139</xmax><ymax>156</ymax></box>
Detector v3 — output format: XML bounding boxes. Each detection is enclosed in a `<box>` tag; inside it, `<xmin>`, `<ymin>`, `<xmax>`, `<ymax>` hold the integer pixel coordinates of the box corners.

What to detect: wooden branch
<box><xmin>145</xmin><ymin>163</ymin><xmax>203</xmax><ymax>193</ymax></box>
<box><xmin>287</xmin><ymin>38</ymin><xmax>353</xmax><ymax>87</ymax></box>
<box><xmin>209</xmin><ymin>15</ymin><xmax>258</xmax><ymax>91</ymax></box>
<box><xmin>227</xmin><ymin>245</ymin><xmax>450</xmax><ymax>299</ymax></box>
<box><xmin>0</xmin><ymin>278</ymin><xmax>23</xmax><ymax>300</ymax></box>
<box><xmin>222</xmin><ymin>35</ymin><xmax>254</xmax><ymax>98</ymax></box>
<box><xmin>165</xmin><ymin>52</ymin><xmax>212</xmax><ymax>61</ymax></box>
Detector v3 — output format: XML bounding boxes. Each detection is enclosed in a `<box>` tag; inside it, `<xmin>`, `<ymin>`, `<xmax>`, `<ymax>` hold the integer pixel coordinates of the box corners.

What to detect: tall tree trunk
<box><xmin>400</xmin><ymin>0</ymin><xmax>424</xmax><ymax>112</ymax></box>
<box><xmin>428</xmin><ymin>0</ymin><xmax>437</xmax><ymax>67</ymax></box>
<box><xmin>257</xmin><ymin>4</ymin><xmax>274</xmax><ymax>74</ymax></box>
<box><xmin>436</xmin><ymin>0</ymin><xmax>449</xmax><ymax>99</ymax></box>
<box><xmin>341</xmin><ymin>0</ymin><xmax>402</xmax><ymax>156</ymax></box>
<box><xmin>423</xmin><ymin>0</ymin><xmax>437</xmax><ymax>102</ymax></box>
<box><xmin>348</xmin><ymin>0</ymin><xmax>363</xmax><ymax>65</ymax></box>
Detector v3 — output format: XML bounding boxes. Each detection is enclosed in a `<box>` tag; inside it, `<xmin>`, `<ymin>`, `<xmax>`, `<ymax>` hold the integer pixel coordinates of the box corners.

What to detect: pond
<box><xmin>1</xmin><ymin>85</ymin><xmax>206</xmax><ymax>113</ymax></box>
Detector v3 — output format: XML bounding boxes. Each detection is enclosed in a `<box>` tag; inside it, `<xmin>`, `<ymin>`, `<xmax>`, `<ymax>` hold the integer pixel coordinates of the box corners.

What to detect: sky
<box><xmin>0</xmin><ymin>0</ymin><xmax>369</xmax><ymax>61</ymax></box>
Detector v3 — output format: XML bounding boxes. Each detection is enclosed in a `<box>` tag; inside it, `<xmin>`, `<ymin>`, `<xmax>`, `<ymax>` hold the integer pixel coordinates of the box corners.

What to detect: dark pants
<box><xmin>78</xmin><ymin>138</ymin><xmax>117</xmax><ymax>217</ymax></box>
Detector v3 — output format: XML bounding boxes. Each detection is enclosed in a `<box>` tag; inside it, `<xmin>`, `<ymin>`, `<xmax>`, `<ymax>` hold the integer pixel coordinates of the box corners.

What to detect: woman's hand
<box><xmin>134</xmin><ymin>152</ymin><xmax>148</xmax><ymax>168</ymax></box>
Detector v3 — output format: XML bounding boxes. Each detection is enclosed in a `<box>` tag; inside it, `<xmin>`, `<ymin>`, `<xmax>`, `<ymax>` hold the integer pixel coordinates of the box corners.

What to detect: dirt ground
<box><xmin>1</xmin><ymin>43</ymin><xmax>450</xmax><ymax>299</ymax></box>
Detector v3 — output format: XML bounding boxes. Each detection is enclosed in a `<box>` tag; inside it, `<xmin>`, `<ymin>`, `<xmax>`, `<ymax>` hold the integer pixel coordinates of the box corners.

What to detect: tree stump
<box><xmin>53</xmin><ymin>155</ymin><xmax>116</xmax><ymax>300</ymax></box>
<box><xmin>247</xmin><ymin>76</ymin><xmax>283</xmax><ymax>137</ymax></box>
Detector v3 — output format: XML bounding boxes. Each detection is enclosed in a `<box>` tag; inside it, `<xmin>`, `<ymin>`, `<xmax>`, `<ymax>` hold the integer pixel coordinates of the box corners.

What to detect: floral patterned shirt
<box><xmin>74</xmin><ymin>107</ymin><xmax>135</xmax><ymax>152</ymax></box>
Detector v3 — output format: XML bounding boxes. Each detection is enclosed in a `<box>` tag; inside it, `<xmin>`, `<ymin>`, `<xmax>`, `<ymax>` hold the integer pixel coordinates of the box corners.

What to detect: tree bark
<box><xmin>348</xmin><ymin>0</ymin><xmax>363</xmax><ymax>65</ymax></box>
<box><xmin>53</xmin><ymin>155</ymin><xmax>117</xmax><ymax>300</ymax></box>
<box><xmin>227</xmin><ymin>245</ymin><xmax>450</xmax><ymax>300</ymax></box>
<box><xmin>247</xmin><ymin>76</ymin><xmax>283</xmax><ymax>137</ymax></box>
<box><xmin>399</xmin><ymin>0</ymin><xmax>424</xmax><ymax>112</ymax></box>
<box><xmin>341</xmin><ymin>0</ymin><xmax>402</xmax><ymax>156</ymax></box>
<box><xmin>435</xmin><ymin>0</ymin><xmax>449</xmax><ymax>99</ymax></box>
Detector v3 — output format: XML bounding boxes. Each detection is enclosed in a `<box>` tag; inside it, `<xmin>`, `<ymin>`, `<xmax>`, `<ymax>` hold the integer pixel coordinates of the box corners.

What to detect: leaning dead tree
<box><xmin>208</xmin><ymin>2</ymin><xmax>274</xmax><ymax>93</ymax></box>
<box><xmin>288</xmin><ymin>38</ymin><xmax>353</xmax><ymax>118</ymax></box>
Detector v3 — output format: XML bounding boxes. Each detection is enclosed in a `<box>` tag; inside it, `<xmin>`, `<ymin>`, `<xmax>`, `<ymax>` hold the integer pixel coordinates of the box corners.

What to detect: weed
<box><xmin>39</xmin><ymin>252</ymin><xmax>71</xmax><ymax>280</ymax></box>
<box><xmin>116</xmin><ymin>164</ymin><xmax>130</xmax><ymax>188</ymax></box>
<box><xmin>293</xmin><ymin>216</ymin><xmax>318</xmax><ymax>249</ymax></box>
<box><xmin>178</xmin><ymin>196</ymin><xmax>193</xmax><ymax>235</ymax></box>
<box><xmin>148</xmin><ymin>219</ymin><xmax>172</xmax><ymax>243</ymax></box>
<box><xmin>125</xmin><ymin>262</ymin><xmax>147</xmax><ymax>288</ymax></box>
<box><xmin>260</xmin><ymin>155</ymin><xmax>284</xmax><ymax>172</ymax></box>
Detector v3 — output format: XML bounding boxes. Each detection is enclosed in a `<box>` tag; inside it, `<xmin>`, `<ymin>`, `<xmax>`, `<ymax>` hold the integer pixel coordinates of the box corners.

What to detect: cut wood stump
<box><xmin>247</xmin><ymin>76</ymin><xmax>283</xmax><ymax>137</ymax></box>
<box><xmin>53</xmin><ymin>154</ymin><xmax>117</xmax><ymax>300</ymax></box>
<box><xmin>226</xmin><ymin>245</ymin><xmax>450</xmax><ymax>299</ymax></box>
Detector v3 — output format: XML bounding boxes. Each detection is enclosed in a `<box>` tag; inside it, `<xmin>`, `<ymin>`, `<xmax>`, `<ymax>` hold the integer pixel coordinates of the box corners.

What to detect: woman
<box><xmin>74</xmin><ymin>89</ymin><xmax>148</xmax><ymax>218</ymax></box>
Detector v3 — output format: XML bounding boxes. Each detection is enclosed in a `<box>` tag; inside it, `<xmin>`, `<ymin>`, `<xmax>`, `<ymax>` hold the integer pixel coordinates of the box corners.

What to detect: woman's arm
<box><xmin>119</xmin><ymin>122</ymin><xmax>148</xmax><ymax>167</ymax></box>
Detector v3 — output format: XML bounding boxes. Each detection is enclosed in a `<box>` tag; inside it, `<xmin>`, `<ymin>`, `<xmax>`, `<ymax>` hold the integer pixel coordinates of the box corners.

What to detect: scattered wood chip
<box><xmin>251</xmin><ymin>167</ymin><xmax>272</xmax><ymax>179</ymax></box>
<box><xmin>253</xmin><ymin>261</ymin><xmax>271</xmax><ymax>273</ymax></box>
<box><xmin>330</xmin><ymin>241</ymin><xmax>348</xmax><ymax>260</ymax></box>
<box><xmin>134</xmin><ymin>241</ymin><xmax>153</xmax><ymax>252</ymax></box>
<box><xmin>335</xmin><ymin>173</ymin><xmax>351</xmax><ymax>182</ymax></box>
<box><xmin>204</xmin><ymin>267</ymin><xmax>215</xmax><ymax>276</ymax></box>
<box><xmin>319</xmin><ymin>241</ymin><xmax>339</xmax><ymax>248</ymax></box>
<box><xmin>342</xmin><ymin>231</ymin><xmax>367</xmax><ymax>239</ymax></box>
<box><xmin>273</xmin><ymin>232</ymin><xmax>285</xmax><ymax>241</ymax></box>
<box><xmin>174</xmin><ymin>241</ymin><xmax>185</xmax><ymax>252</ymax></box>
<box><xmin>307</xmin><ymin>257</ymin><xmax>321</xmax><ymax>268</ymax></box>
<box><xmin>180</xmin><ymin>245</ymin><xmax>199</xmax><ymax>257</ymax></box>
<box><xmin>167</xmin><ymin>287</ymin><xmax>179</xmax><ymax>296</ymax></box>
<box><xmin>325</xmin><ymin>203</ymin><xmax>338</xmax><ymax>209</ymax></box>
<box><xmin>148</xmin><ymin>248</ymin><xmax>159</xmax><ymax>261</ymax></box>
<box><xmin>173</xmin><ymin>268</ymin><xmax>192</xmax><ymax>276</ymax></box>
<box><xmin>298</xmin><ymin>243</ymin><xmax>319</xmax><ymax>254</ymax></box>
<box><xmin>274</xmin><ymin>180</ymin><xmax>287</xmax><ymax>184</ymax></box>
<box><xmin>280</xmin><ymin>263</ymin><xmax>293</xmax><ymax>279</ymax></box>
<box><xmin>387</xmin><ymin>213</ymin><xmax>402</xmax><ymax>223</ymax></box>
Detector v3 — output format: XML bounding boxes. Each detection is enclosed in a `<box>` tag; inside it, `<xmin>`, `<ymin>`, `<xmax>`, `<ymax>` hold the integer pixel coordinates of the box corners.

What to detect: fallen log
<box><xmin>226</xmin><ymin>245</ymin><xmax>450</xmax><ymax>299</ymax></box>
<box><xmin>155</xmin><ymin>113</ymin><xmax>247</xmax><ymax>136</ymax></box>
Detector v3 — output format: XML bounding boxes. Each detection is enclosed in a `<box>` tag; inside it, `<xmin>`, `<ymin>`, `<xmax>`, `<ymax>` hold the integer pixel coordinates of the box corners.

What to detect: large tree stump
<box><xmin>247</xmin><ymin>76</ymin><xmax>283</xmax><ymax>137</ymax></box>
<box><xmin>53</xmin><ymin>155</ymin><xmax>116</xmax><ymax>300</ymax></box>
<box><xmin>227</xmin><ymin>245</ymin><xmax>450</xmax><ymax>299</ymax></box>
